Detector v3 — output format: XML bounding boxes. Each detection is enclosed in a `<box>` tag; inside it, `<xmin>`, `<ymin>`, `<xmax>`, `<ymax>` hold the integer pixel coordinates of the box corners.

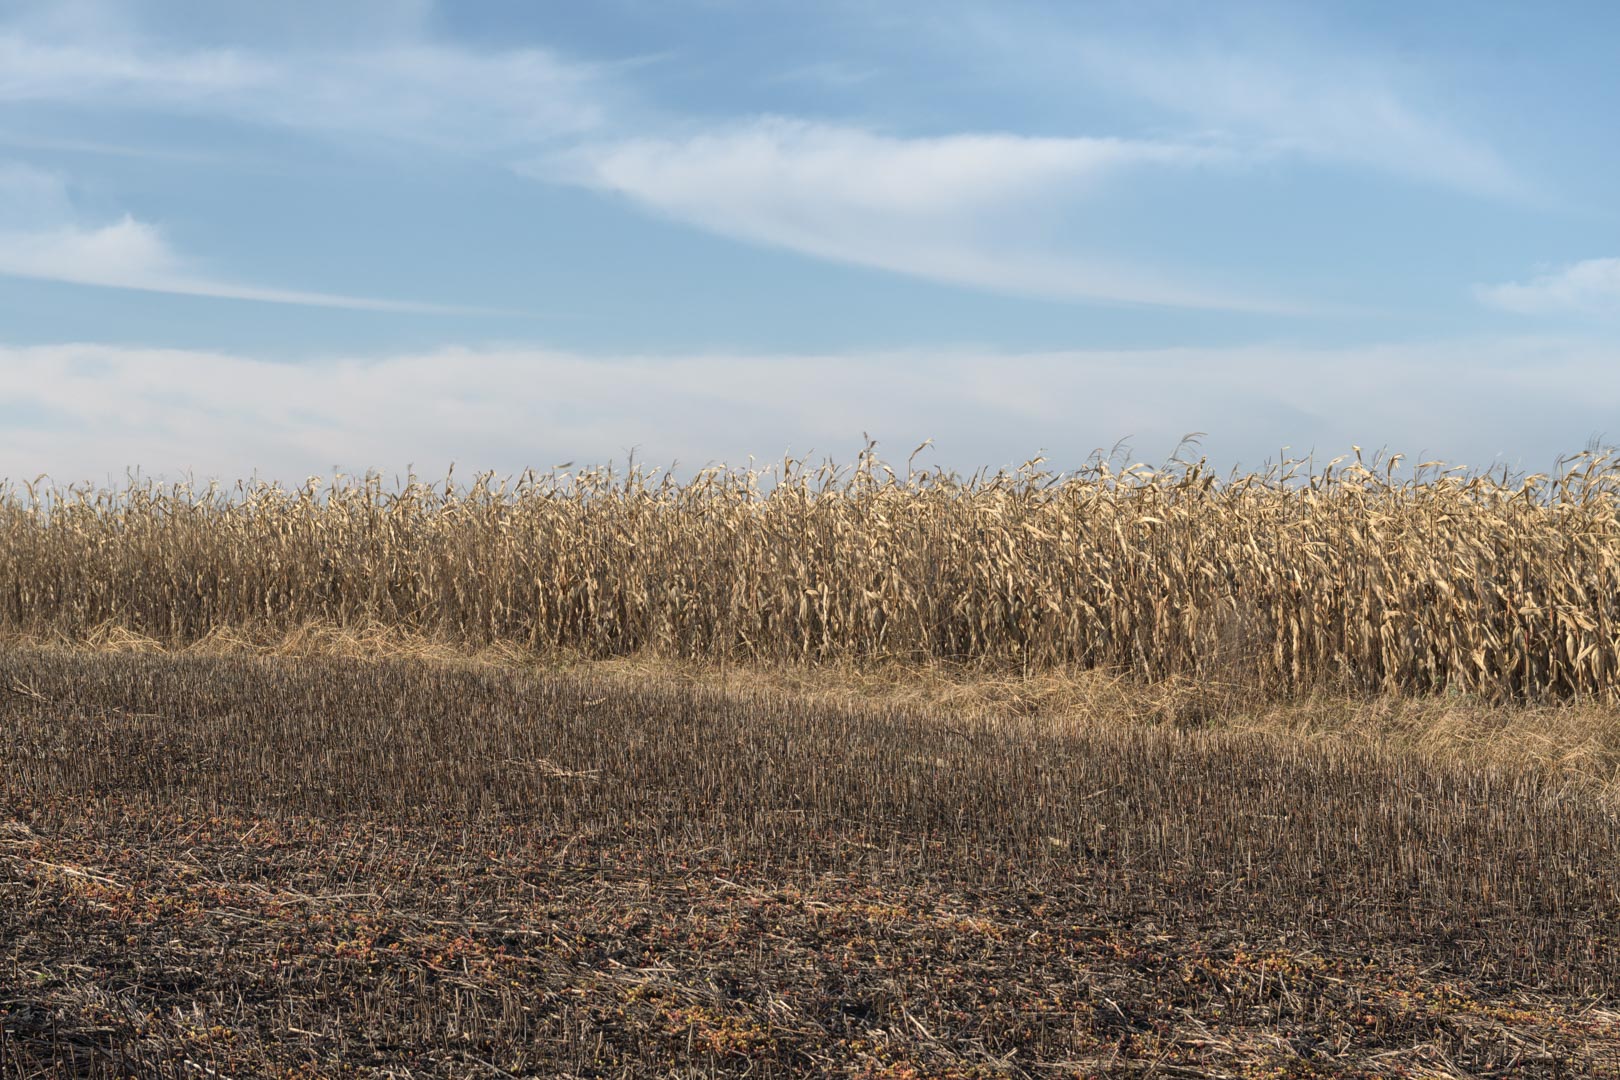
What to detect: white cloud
<box><xmin>0</xmin><ymin>214</ymin><xmax>486</xmax><ymax>312</ymax></box>
<box><xmin>1081</xmin><ymin>47</ymin><xmax>1518</xmax><ymax>197</ymax></box>
<box><xmin>0</xmin><ymin>3</ymin><xmax>1518</xmax><ymax>315</ymax></box>
<box><xmin>3</xmin><ymin>337</ymin><xmax>1616</xmax><ymax>485</ymax></box>
<box><xmin>556</xmin><ymin>119</ymin><xmax>1209</xmax><ymax>217</ymax></box>
<box><xmin>1478</xmin><ymin>259</ymin><xmax>1620</xmax><ymax>316</ymax></box>
<box><xmin>769</xmin><ymin>60</ymin><xmax>879</xmax><ymax>89</ymax></box>
<box><xmin>542</xmin><ymin>119</ymin><xmax>1287</xmax><ymax>311</ymax></box>
<box><xmin>940</xmin><ymin>8</ymin><xmax>1521</xmax><ymax>198</ymax></box>
<box><xmin>0</xmin><ymin>160</ymin><xmax>487</xmax><ymax>311</ymax></box>
<box><xmin>0</xmin><ymin>34</ymin><xmax>265</xmax><ymax>102</ymax></box>
<box><xmin>0</xmin><ymin>27</ymin><xmax>603</xmax><ymax>152</ymax></box>
<box><xmin>0</xmin><ymin>159</ymin><xmax>76</xmax><ymax>220</ymax></box>
<box><xmin>0</xmin><ymin>7</ymin><xmax>600</xmax><ymax>311</ymax></box>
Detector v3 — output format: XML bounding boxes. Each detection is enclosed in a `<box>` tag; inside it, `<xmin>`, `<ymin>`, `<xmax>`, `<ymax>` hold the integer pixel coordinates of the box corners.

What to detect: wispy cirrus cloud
<box><xmin>0</xmin><ymin>217</ymin><xmax>491</xmax><ymax>312</ymax></box>
<box><xmin>0</xmin><ymin>7</ymin><xmax>597</xmax><ymax>311</ymax></box>
<box><xmin>0</xmin><ymin>165</ymin><xmax>488</xmax><ymax>312</ymax></box>
<box><xmin>0</xmin><ymin>0</ymin><xmax>588</xmax><ymax>313</ymax></box>
<box><xmin>939</xmin><ymin>7</ymin><xmax>1523</xmax><ymax>199</ymax></box>
<box><xmin>0</xmin><ymin>1</ymin><xmax>1519</xmax><ymax>319</ymax></box>
<box><xmin>0</xmin><ymin>24</ymin><xmax>605</xmax><ymax>152</ymax></box>
<box><xmin>1478</xmin><ymin>259</ymin><xmax>1620</xmax><ymax>316</ymax></box>
<box><xmin>1078</xmin><ymin>46</ymin><xmax>1521</xmax><ymax>198</ymax></box>
<box><xmin>768</xmin><ymin>60</ymin><xmax>878</xmax><ymax>89</ymax></box>
<box><xmin>539</xmin><ymin>118</ymin><xmax>1292</xmax><ymax>312</ymax></box>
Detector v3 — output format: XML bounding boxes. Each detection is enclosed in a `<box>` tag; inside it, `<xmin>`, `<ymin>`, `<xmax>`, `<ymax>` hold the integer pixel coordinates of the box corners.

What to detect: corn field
<box><xmin>4</xmin><ymin>448</ymin><xmax>1620</xmax><ymax>700</ymax></box>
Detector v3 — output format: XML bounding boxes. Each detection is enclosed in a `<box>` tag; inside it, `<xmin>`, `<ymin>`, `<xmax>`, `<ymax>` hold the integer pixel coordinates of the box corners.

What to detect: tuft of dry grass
<box><xmin>6</xmin><ymin>447</ymin><xmax>1620</xmax><ymax>702</ymax></box>
<box><xmin>11</xmin><ymin>619</ymin><xmax>1620</xmax><ymax>796</ymax></box>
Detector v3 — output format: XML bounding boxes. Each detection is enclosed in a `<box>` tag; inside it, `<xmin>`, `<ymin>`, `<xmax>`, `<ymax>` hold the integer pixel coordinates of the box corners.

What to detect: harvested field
<box><xmin>4</xmin><ymin>649</ymin><xmax>1619</xmax><ymax>1077</ymax></box>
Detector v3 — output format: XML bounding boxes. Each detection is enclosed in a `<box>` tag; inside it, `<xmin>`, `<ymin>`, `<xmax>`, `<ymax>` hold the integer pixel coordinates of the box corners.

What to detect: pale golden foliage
<box><xmin>4</xmin><ymin>447</ymin><xmax>1619</xmax><ymax>701</ymax></box>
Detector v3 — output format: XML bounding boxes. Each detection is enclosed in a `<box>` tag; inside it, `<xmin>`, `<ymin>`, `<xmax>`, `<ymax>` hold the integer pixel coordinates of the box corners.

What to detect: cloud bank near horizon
<box><xmin>4</xmin><ymin>339</ymin><xmax>1615</xmax><ymax>486</ymax></box>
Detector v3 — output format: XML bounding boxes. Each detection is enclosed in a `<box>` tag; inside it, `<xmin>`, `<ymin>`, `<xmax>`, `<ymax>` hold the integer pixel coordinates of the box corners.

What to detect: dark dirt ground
<box><xmin>3</xmin><ymin>651</ymin><xmax>1618</xmax><ymax>1078</ymax></box>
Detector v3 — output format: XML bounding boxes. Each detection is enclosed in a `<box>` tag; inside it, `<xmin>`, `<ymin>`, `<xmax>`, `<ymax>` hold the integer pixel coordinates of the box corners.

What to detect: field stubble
<box><xmin>3</xmin><ymin>650</ymin><xmax>1619</xmax><ymax>1077</ymax></box>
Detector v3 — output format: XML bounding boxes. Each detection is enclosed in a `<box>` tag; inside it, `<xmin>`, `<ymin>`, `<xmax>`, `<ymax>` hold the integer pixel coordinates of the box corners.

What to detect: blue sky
<box><xmin>2</xmin><ymin>0</ymin><xmax>1618</xmax><ymax>482</ymax></box>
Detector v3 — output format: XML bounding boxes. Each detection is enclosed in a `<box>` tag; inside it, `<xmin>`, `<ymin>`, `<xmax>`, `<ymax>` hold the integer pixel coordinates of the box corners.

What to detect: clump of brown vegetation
<box><xmin>4</xmin><ymin>650</ymin><xmax>1620</xmax><ymax>1077</ymax></box>
<box><xmin>5</xmin><ymin>447</ymin><xmax>1620</xmax><ymax>701</ymax></box>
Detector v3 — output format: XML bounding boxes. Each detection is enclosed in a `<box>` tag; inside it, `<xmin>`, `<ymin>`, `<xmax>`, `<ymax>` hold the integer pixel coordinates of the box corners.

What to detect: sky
<box><xmin>2</xmin><ymin>0</ymin><xmax>1619</xmax><ymax>484</ymax></box>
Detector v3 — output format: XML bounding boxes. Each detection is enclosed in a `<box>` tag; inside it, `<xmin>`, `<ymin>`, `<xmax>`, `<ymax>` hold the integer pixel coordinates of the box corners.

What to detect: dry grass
<box><xmin>10</xmin><ymin>621</ymin><xmax>1620</xmax><ymax>797</ymax></box>
<box><xmin>7</xmin><ymin>447</ymin><xmax>1620</xmax><ymax>701</ymax></box>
